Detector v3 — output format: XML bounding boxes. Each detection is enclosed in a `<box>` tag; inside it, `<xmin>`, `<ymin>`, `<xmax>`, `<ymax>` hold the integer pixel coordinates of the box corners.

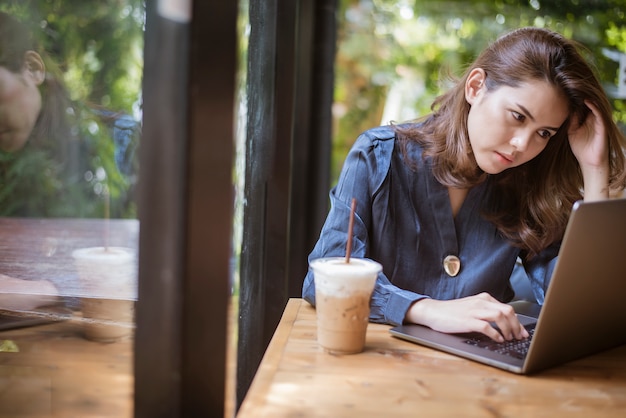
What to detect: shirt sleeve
<box><xmin>521</xmin><ymin>242</ymin><xmax>560</xmax><ymax>305</ymax></box>
<box><xmin>112</xmin><ymin>114</ymin><xmax>140</xmax><ymax>178</ymax></box>
<box><xmin>302</xmin><ymin>127</ymin><xmax>427</xmax><ymax>325</ymax></box>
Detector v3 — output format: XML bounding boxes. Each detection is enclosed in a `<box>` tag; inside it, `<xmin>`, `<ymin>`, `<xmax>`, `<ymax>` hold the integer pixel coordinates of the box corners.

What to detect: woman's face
<box><xmin>0</xmin><ymin>52</ymin><xmax>45</xmax><ymax>152</ymax></box>
<box><xmin>465</xmin><ymin>69</ymin><xmax>569</xmax><ymax>175</ymax></box>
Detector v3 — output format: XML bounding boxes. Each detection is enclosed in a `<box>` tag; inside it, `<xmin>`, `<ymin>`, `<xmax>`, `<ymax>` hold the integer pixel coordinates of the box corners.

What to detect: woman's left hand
<box><xmin>568</xmin><ymin>100</ymin><xmax>610</xmax><ymax>200</ymax></box>
<box><xmin>568</xmin><ymin>100</ymin><xmax>608</xmax><ymax>168</ymax></box>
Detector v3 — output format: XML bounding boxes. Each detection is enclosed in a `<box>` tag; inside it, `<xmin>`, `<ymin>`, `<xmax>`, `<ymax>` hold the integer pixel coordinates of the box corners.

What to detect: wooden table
<box><xmin>0</xmin><ymin>217</ymin><xmax>139</xmax><ymax>299</ymax></box>
<box><xmin>0</xmin><ymin>319</ymin><xmax>133</xmax><ymax>417</ymax></box>
<box><xmin>0</xmin><ymin>217</ymin><xmax>137</xmax><ymax>417</ymax></box>
<box><xmin>238</xmin><ymin>298</ymin><xmax>626</xmax><ymax>417</ymax></box>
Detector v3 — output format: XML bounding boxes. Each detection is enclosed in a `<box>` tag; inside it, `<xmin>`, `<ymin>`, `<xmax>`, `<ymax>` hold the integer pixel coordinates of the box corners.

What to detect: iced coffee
<box><xmin>310</xmin><ymin>257</ymin><xmax>382</xmax><ymax>354</ymax></box>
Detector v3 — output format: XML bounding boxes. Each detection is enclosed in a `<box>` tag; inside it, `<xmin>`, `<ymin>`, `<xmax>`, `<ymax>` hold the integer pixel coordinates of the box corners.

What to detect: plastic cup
<box><xmin>310</xmin><ymin>257</ymin><xmax>382</xmax><ymax>354</ymax></box>
<box><xmin>72</xmin><ymin>246</ymin><xmax>136</xmax><ymax>342</ymax></box>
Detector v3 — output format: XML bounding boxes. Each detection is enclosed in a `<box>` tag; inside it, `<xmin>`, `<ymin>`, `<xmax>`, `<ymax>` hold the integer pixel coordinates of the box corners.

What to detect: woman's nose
<box><xmin>510</xmin><ymin>131</ymin><xmax>532</xmax><ymax>152</ymax></box>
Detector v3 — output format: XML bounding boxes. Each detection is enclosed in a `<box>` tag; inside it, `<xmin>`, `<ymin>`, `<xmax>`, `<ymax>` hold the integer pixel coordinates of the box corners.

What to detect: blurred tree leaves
<box><xmin>0</xmin><ymin>0</ymin><xmax>143</xmax><ymax>218</ymax></box>
<box><xmin>333</xmin><ymin>0</ymin><xmax>626</xmax><ymax>183</ymax></box>
<box><xmin>2</xmin><ymin>0</ymin><xmax>144</xmax><ymax>113</ymax></box>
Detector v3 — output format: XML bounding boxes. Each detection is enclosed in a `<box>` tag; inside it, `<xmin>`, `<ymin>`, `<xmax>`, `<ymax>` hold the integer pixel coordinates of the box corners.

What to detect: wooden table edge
<box><xmin>237</xmin><ymin>298</ymin><xmax>303</xmax><ymax>415</ymax></box>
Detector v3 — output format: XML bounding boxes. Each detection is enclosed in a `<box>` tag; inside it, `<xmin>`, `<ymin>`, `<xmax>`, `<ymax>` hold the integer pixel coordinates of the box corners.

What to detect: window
<box><xmin>0</xmin><ymin>1</ymin><xmax>142</xmax><ymax>416</ymax></box>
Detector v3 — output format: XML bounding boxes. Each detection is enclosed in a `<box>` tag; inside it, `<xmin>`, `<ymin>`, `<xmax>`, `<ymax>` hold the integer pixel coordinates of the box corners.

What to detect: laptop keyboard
<box><xmin>462</xmin><ymin>324</ymin><xmax>536</xmax><ymax>360</ymax></box>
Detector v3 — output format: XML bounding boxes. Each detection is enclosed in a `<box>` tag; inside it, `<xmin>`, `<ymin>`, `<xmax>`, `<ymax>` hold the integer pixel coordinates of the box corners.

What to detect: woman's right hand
<box><xmin>404</xmin><ymin>292</ymin><xmax>529</xmax><ymax>342</ymax></box>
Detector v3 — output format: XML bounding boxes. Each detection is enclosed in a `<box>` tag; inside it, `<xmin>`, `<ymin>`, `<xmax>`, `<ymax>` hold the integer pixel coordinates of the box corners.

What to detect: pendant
<box><xmin>443</xmin><ymin>255</ymin><xmax>461</xmax><ymax>277</ymax></box>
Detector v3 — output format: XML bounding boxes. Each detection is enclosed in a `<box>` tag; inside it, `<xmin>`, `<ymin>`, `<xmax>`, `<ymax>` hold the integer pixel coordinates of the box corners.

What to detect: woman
<box><xmin>303</xmin><ymin>27</ymin><xmax>626</xmax><ymax>343</ymax></box>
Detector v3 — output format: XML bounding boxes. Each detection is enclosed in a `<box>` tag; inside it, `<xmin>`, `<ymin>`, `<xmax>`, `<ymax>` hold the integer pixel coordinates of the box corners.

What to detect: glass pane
<box><xmin>0</xmin><ymin>1</ymin><xmax>143</xmax><ymax>416</ymax></box>
<box><xmin>226</xmin><ymin>0</ymin><xmax>250</xmax><ymax>416</ymax></box>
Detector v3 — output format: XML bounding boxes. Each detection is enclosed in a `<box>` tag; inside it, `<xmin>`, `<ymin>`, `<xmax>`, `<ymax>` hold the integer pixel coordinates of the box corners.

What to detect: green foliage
<box><xmin>0</xmin><ymin>0</ymin><xmax>143</xmax><ymax>219</ymax></box>
<box><xmin>0</xmin><ymin>105</ymin><xmax>137</xmax><ymax>218</ymax></box>
<box><xmin>333</xmin><ymin>0</ymin><xmax>626</xmax><ymax>184</ymax></box>
<box><xmin>3</xmin><ymin>0</ymin><xmax>144</xmax><ymax>111</ymax></box>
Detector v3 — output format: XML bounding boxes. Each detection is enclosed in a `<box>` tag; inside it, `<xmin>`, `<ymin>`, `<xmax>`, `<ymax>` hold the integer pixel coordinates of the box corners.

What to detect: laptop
<box><xmin>0</xmin><ymin>306</ymin><xmax>72</xmax><ymax>331</ymax></box>
<box><xmin>389</xmin><ymin>198</ymin><xmax>626</xmax><ymax>374</ymax></box>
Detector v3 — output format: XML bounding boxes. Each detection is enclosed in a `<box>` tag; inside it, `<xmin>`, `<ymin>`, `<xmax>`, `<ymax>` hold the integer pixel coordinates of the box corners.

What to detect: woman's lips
<box><xmin>495</xmin><ymin>151</ymin><xmax>514</xmax><ymax>164</ymax></box>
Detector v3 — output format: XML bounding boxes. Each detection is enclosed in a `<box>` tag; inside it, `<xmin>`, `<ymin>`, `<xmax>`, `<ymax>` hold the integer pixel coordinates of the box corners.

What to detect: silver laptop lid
<box><xmin>524</xmin><ymin>198</ymin><xmax>626</xmax><ymax>373</ymax></box>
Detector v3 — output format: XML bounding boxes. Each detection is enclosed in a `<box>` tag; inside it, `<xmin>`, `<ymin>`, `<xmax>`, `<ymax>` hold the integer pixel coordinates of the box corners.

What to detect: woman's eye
<box><xmin>512</xmin><ymin>111</ymin><xmax>525</xmax><ymax>121</ymax></box>
<box><xmin>538</xmin><ymin>130</ymin><xmax>552</xmax><ymax>139</ymax></box>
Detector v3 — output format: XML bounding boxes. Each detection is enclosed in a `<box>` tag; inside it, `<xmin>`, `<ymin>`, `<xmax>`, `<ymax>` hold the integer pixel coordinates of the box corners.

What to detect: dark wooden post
<box><xmin>236</xmin><ymin>0</ymin><xmax>337</xmax><ymax>409</ymax></box>
<box><xmin>135</xmin><ymin>1</ymin><xmax>238</xmax><ymax>417</ymax></box>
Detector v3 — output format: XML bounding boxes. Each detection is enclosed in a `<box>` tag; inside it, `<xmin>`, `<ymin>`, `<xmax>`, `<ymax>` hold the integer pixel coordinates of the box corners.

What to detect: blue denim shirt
<box><xmin>303</xmin><ymin>125</ymin><xmax>559</xmax><ymax>325</ymax></box>
<box><xmin>95</xmin><ymin>109</ymin><xmax>140</xmax><ymax>177</ymax></box>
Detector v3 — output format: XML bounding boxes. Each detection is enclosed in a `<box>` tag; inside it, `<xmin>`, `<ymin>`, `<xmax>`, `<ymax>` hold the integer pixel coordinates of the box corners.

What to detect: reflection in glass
<box><xmin>0</xmin><ymin>2</ymin><xmax>143</xmax><ymax>416</ymax></box>
<box><xmin>0</xmin><ymin>1</ymin><xmax>142</xmax><ymax>312</ymax></box>
<box><xmin>226</xmin><ymin>0</ymin><xmax>250</xmax><ymax>416</ymax></box>
<box><xmin>0</xmin><ymin>4</ymin><xmax>143</xmax><ymax>218</ymax></box>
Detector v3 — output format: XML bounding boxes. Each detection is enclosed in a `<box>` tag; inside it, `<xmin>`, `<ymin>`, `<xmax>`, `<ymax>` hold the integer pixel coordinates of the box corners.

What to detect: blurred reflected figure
<box><xmin>0</xmin><ymin>11</ymin><xmax>139</xmax><ymax>218</ymax></box>
<box><xmin>0</xmin><ymin>11</ymin><xmax>140</xmax><ymax>311</ymax></box>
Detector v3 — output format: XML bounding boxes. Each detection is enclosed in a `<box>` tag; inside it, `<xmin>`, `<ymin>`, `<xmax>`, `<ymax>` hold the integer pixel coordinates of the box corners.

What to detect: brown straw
<box><xmin>345</xmin><ymin>198</ymin><xmax>357</xmax><ymax>263</ymax></box>
<box><xmin>104</xmin><ymin>186</ymin><xmax>110</xmax><ymax>252</ymax></box>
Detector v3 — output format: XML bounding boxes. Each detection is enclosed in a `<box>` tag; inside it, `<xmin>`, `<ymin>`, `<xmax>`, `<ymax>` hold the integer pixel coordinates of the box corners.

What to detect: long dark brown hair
<box><xmin>395</xmin><ymin>27</ymin><xmax>626</xmax><ymax>258</ymax></box>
